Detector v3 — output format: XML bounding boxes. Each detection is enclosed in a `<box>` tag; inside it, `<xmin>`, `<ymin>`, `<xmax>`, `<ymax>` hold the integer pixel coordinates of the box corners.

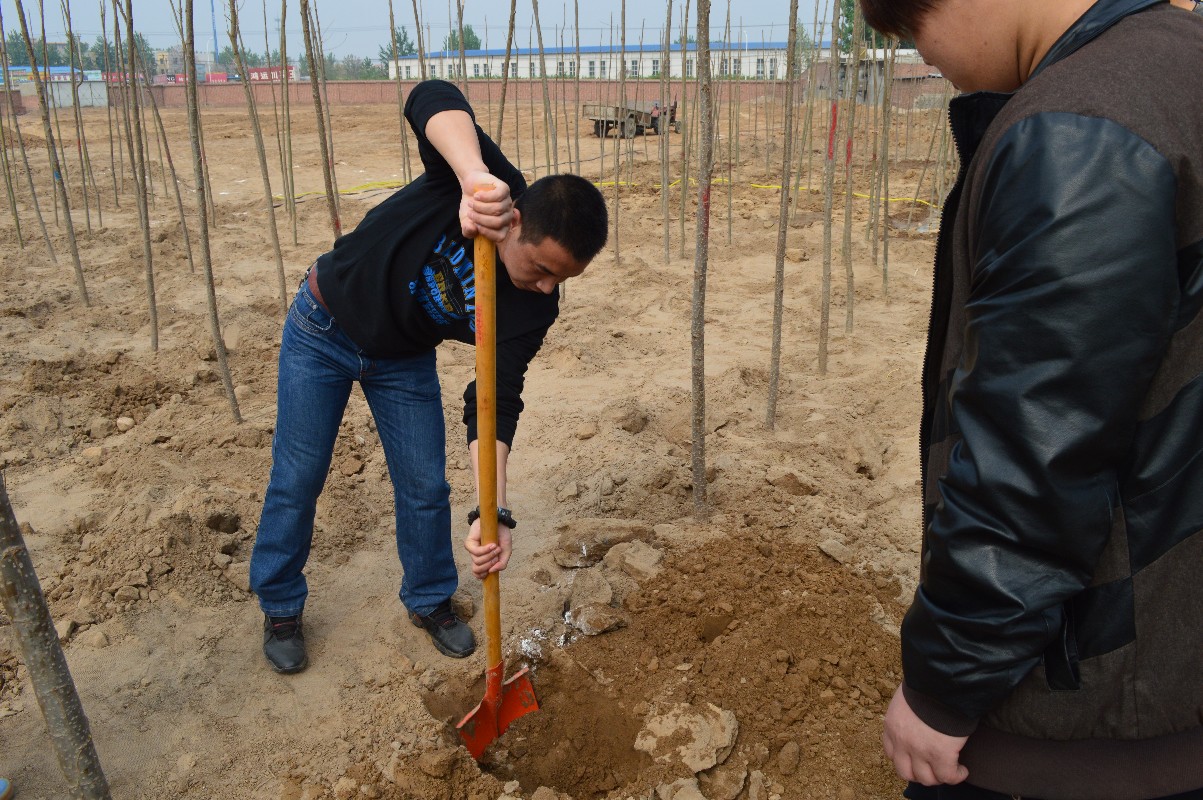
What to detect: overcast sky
<box><xmin>0</xmin><ymin>0</ymin><xmax>829</xmax><ymax>60</ymax></box>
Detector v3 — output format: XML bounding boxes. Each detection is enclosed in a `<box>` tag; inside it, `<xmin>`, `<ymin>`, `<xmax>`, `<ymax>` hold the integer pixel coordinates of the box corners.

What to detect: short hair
<box><xmin>515</xmin><ymin>174</ymin><xmax>608</xmax><ymax>263</ymax></box>
<box><xmin>859</xmin><ymin>0</ymin><xmax>938</xmax><ymax>38</ymax></box>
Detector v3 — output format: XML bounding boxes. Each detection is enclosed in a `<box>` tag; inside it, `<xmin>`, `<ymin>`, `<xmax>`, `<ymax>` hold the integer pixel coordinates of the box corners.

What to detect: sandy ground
<box><xmin>0</xmin><ymin>95</ymin><xmax>944</xmax><ymax>799</ymax></box>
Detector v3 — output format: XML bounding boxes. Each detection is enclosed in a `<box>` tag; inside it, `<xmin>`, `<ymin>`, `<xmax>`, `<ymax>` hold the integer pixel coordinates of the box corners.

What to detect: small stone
<box><xmin>223</xmin><ymin>561</ymin><xmax>251</xmax><ymax>592</ymax></box>
<box><xmin>416</xmin><ymin>748</ymin><xmax>457</xmax><ymax>778</ymax></box>
<box><xmin>54</xmin><ymin>619</ymin><xmax>78</xmax><ymax>641</ymax></box>
<box><xmin>212</xmin><ymin>553</ymin><xmax>233</xmax><ymax>569</ymax></box>
<box><xmin>635</xmin><ymin>702</ymin><xmax>739</xmax><ymax>773</ymax></box>
<box><xmin>818</xmin><ymin>539</ymin><xmax>854</xmax><ymax>566</ymax></box>
<box><xmin>765</xmin><ymin>466</ymin><xmax>818</xmax><ymax>496</ymax></box>
<box><xmin>340</xmin><ymin>457</ymin><xmax>364</xmax><ymax>477</ymax></box>
<box><xmin>69</xmin><ymin>608</ymin><xmax>97</xmax><ymax>626</ymax></box>
<box><xmin>503</xmin><ymin>781</ymin><xmax>521</xmax><ymax>794</ymax></box>
<box><xmin>557</xmin><ymin>482</ymin><xmax>580</xmax><ymax>502</ymax></box>
<box><xmin>81</xmin><ymin>446</ymin><xmax>106</xmax><ymax>463</ymax></box>
<box><xmin>88</xmin><ymin>416</ymin><xmax>116</xmax><ymax>440</ymax></box>
<box><xmin>530</xmin><ymin>789</ymin><xmax>560</xmax><ymax>800</ymax></box>
<box><xmin>78</xmin><ymin>628</ymin><xmax>110</xmax><ymax>648</ymax></box>
<box><xmin>114</xmin><ymin>586</ymin><xmax>140</xmax><ymax>602</ymax></box>
<box><xmin>567</xmin><ymin>604</ymin><xmax>627</xmax><ymax>636</ymax></box>
<box><xmin>575</xmin><ymin>422</ymin><xmax>597</xmax><ymax>440</ymax></box>
<box><xmin>603</xmin><ymin>540</ymin><xmax>664</xmax><ymax>582</ymax></box>
<box><xmin>332</xmin><ymin>776</ymin><xmax>358</xmax><ymax>799</ymax></box>
<box><xmin>233</xmin><ymin>384</ymin><xmax>252</xmax><ymax>401</ymax></box>
<box><xmin>450</xmin><ymin>591</ymin><xmax>475</xmax><ymax>620</ymax></box>
<box><xmin>776</xmin><ymin>740</ymin><xmax>801</xmax><ymax>775</ymax></box>
<box><xmin>116</xmin><ymin>416</ymin><xmax>136</xmax><ymax>433</ymax></box>
<box><xmin>553</xmin><ymin>518</ymin><xmax>655</xmax><ymax>568</ymax></box>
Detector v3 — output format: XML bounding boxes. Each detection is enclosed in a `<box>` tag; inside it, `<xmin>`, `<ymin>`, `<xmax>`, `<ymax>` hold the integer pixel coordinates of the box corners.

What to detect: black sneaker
<box><xmin>409</xmin><ymin>600</ymin><xmax>476</xmax><ymax>658</ymax></box>
<box><xmin>263</xmin><ymin>613</ymin><xmax>308</xmax><ymax>673</ymax></box>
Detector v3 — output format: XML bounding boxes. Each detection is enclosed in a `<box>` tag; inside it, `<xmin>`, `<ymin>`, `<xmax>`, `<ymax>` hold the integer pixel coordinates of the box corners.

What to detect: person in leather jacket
<box><xmin>857</xmin><ymin>1</ymin><xmax>1203</xmax><ymax>798</ymax></box>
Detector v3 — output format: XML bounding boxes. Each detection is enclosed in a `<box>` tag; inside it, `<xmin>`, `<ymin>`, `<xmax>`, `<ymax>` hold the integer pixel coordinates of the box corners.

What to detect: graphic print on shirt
<box><xmin>410</xmin><ymin>232</ymin><xmax>476</xmax><ymax>332</ymax></box>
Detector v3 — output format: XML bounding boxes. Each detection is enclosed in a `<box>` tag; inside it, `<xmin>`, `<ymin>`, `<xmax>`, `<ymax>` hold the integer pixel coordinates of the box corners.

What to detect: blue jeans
<box><xmin>250</xmin><ymin>277</ymin><xmax>456</xmax><ymax>618</ymax></box>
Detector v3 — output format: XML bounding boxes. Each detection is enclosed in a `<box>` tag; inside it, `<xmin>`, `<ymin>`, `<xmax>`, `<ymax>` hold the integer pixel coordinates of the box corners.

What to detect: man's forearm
<box><xmin>468</xmin><ymin>440</ymin><xmax>510</xmax><ymax>509</ymax></box>
<box><xmin>423</xmin><ymin>109</ymin><xmax>487</xmax><ymax>190</ymax></box>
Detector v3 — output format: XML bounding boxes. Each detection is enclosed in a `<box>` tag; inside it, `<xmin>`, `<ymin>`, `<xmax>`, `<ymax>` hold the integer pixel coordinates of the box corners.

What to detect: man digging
<box><xmin>249</xmin><ymin>79</ymin><xmax>608</xmax><ymax>673</ymax></box>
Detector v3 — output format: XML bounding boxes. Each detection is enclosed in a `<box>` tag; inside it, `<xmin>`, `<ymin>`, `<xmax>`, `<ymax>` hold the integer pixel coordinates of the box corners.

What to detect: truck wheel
<box><xmin>594</xmin><ymin>120</ymin><xmax>604</xmax><ymax>137</ymax></box>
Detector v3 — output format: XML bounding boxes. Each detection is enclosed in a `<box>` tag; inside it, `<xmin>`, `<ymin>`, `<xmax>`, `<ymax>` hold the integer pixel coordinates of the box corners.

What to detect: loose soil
<box><xmin>0</xmin><ymin>96</ymin><xmax>944</xmax><ymax>799</ymax></box>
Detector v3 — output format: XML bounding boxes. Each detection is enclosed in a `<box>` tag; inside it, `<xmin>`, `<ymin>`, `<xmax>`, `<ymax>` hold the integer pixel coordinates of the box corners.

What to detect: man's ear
<box><xmin>510</xmin><ymin>207</ymin><xmax>522</xmax><ymax>233</ymax></box>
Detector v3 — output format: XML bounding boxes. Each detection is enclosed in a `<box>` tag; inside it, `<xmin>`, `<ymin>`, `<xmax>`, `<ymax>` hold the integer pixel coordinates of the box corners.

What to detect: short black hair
<box><xmin>514</xmin><ymin>174</ymin><xmax>608</xmax><ymax>264</ymax></box>
<box><xmin>859</xmin><ymin>0</ymin><xmax>938</xmax><ymax>38</ymax></box>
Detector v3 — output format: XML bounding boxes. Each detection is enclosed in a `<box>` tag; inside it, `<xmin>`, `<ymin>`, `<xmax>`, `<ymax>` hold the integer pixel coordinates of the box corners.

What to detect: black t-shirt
<box><xmin>314</xmin><ymin>80</ymin><xmax>557</xmax><ymax>446</ymax></box>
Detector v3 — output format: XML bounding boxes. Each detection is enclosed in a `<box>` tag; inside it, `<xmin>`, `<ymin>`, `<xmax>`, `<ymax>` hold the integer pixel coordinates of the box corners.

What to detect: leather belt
<box><xmin>306</xmin><ymin>261</ymin><xmax>329</xmax><ymax>312</ymax></box>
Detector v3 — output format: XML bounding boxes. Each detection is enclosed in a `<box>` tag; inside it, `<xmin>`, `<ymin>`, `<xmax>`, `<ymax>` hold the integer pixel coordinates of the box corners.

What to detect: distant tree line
<box><xmin>4</xmin><ymin>29</ymin><xmax>154</xmax><ymax>73</ymax></box>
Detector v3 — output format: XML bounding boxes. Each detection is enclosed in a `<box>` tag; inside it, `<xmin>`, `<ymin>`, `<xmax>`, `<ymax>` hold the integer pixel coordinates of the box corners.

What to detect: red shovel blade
<box><xmin>456</xmin><ymin>665</ymin><xmax>539</xmax><ymax>760</ymax></box>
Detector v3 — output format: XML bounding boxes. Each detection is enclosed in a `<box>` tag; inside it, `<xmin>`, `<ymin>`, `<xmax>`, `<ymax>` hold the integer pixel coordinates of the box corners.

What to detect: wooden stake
<box><xmin>841</xmin><ymin>5</ymin><xmax>864</xmax><ymax>334</ymax></box>
<box><xmin>690</xmin><ymin>0</ymin><xmax>714</xmax><ymax>518</ymax></box>
<box><xmin>817</xmin><ymin>0</ymin><xmax>841</xmax><ymax>375</ymax></box>
<box><xmin>495</xmin><ymin>0</ymin><xmax>517</xmax><ymax>140</ymax></box>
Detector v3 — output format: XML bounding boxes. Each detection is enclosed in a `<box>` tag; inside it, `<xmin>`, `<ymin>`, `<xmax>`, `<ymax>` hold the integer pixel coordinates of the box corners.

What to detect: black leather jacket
<box><xmin>903</xmin><ymin>1</ymin><xmax>1203</xmax><ymax>796</ymax></box>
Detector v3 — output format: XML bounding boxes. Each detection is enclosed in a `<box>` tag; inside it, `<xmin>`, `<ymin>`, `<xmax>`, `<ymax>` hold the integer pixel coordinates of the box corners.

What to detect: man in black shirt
<box><xmin>250</xmin><ymin>80</ymin><xmax>608</xmax><ymax>673</ymax></box>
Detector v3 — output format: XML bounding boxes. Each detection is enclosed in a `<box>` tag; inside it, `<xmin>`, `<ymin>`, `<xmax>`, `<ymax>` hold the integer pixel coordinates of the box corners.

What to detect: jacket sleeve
<box><xmin>462</xmin><ymin>322</ymin><xmax>550</xmax><ymax>448</ymax></box>
<box><xmin>404</xmin><ymin>79</ymin><xmax>525</xmax><ymax>198</ymax></box>
<box><xmin>902</xmin><ymin>112</ymin><xmax>1180</xmax><ymax>733</ymax></box>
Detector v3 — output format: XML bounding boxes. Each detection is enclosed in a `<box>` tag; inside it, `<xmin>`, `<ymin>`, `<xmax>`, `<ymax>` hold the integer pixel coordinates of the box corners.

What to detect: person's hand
<box><xmin>882</xmin><ymin>685</ymin><xmax>970</xmax><ymax>786</ymax></box>
<box><xmin>463</xmin><ymin>517</ymin><xmax>513</xmax><ymax>579</ymax></box>
<box><xmin>459</xmin><ymin>172</ymin><xmax>513</xmax><ymax>243</ymax></box>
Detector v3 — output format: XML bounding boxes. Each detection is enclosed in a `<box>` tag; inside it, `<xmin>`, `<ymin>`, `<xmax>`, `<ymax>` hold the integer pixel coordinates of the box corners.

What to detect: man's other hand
<box><xmin>882</xmin><ymin>685</ymin><xmax>970</xmax><ymax>787</ymax></box>
<box><xmin>463</xmin><ymin>517</ymin><xmax>512</xmax><ymax>579</ymax></box>
<box><xmin>459</xmin><ymin>173</ymin><xmax>513</xmax><ymax>243</ymax></box>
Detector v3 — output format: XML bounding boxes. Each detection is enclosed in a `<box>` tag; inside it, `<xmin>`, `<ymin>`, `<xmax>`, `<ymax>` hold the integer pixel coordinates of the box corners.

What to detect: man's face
<box><xmin>910</xmin><ymin>0</ymin><xmax>1023</xmax><ymax>93</ymax></box>
<box><xmin>498</xmin><ymin>220</ymin><xmax>588</xmax><ymax>294</ymax></box>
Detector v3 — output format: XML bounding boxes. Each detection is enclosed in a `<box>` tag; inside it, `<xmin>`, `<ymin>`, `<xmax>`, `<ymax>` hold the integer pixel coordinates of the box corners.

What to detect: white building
<box><xmin>391</xmin><ymin>41</ymin><xmax>796</xmax><ymax>82</ymax></box>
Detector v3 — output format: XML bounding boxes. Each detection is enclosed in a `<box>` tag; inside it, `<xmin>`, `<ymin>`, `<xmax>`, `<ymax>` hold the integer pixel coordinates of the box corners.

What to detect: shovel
<box><xmin>456</xmin><ymin>226</ymin><xmax>539</xmax><ymax>760</ymax></box>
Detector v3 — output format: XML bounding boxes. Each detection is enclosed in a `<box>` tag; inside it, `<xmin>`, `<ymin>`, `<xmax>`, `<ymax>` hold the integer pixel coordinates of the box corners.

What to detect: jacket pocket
<box><xmin>1043</xmin><ymin>603</ymin><xmax>1081</xmax><ymax>691</ymax></box>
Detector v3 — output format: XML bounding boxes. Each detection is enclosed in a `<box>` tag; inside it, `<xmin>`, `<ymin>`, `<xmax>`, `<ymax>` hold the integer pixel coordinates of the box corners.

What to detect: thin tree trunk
<box><xmin>0</xmin><ymin>93</ymin><xmax>23</xmax><ymax>247</ymax></box>
<box><xmin>184</xmin><ymin>0</ymin><xmax>241</xmax><ymax>423</ymax></box>
<box><xmin>63</xmin><ymin>0</ymin><xmax>101</xmax><ymax>231</ymax></box>
<box><xmin>766</xmin><ymin>0</ymin><xmax>800</xmax><ymax>429</ymax></box>
<box><xmin>611</xmin><ymin>10</ymin><xmax>621</xmax><ymax>266</ymax></box>
<box><xmin>495</xmin><ymin>0</ymin><xmax>517</xmax><ymax>140</ymax></box>
<box><xmin>15</xmin><ymin>0</ymin><xmax>87</xmax><ymax>301</ymax></box>
<box><xmin>532</xmin><ymin>0</ymin><xmax>556</xmax><ymax>174</ymax></box>
<box><xmin>132</xmin><ymin>44</ymin><xmax>196</xmax><ymax>275</ymax></box>
<box><xmin>312</xmin><ymin>7</ymin><xmax>342</xmax><ymax>225</ymax></box>
<box><xmin>229</xmin><ymin>0</ymin><xmax>288</xmax><ymax>313</ymax></box>
<box><xmin>99</xmin><ymin>1</ymin><xmax>120</xmax><ymax>206</ymax></box>
<box><xmin>299</xmin><ymin>0</ymin><xmax>340</xmax><ymax>239</ymax></box>
<box><xmin>388</xmin><ymin>0</ymin><xmax>413</xmax><ymax>183</ymax></box>
<box><xmin>411</xmin><ymin>0</ymin><xmax>427</xmax><ymax>79</ymax></box>
<box><xmin>0</xmin><ymin>475</ymin><xmax>112</xmax><ymax>800</ymax></box>
<box><xmin>676</xmin><ymin>0</ymin><xmax>692</xmax><ymax>259</ymax></box>
<box><xmin>818</xmin><ymin>0</ymin><xmax>841</xmax><ymax>375</ymax></box>
<box><xmin>573</xmin><ymin>0</ymin><xmax>581</xmax><ymax>173</ymax></box>
<box><xmin>117</xmin><ymin>0</ymin><xmax>158</xmax><ymax>350</ymax></box>
<box><xmin>280</xmin><ymin>0</ymin><xmax>297</xmax><ymax>245</ymax></box>
<box><xmin>880</xmin><ymin>38</ymin><xmax>895</xmax><ymax>297</ymax></box>
<box><xmin>841</xmin><ymin>6</ymin><xmax>864</xmax><ymax>334</ymax></box>
<box><xmin>690</xmin><ymin>0</ymin><xmax>714</xmax><ymax>519</ymax></box>
<box><xmin>659</xmin><ymin>0</ymin><xmax>670</xmax><ymax>264</ymax></box>
<box><xmin>456</xmin><ymin>0</ymin><xmax>468</xmax><ymax>93</ymax></box>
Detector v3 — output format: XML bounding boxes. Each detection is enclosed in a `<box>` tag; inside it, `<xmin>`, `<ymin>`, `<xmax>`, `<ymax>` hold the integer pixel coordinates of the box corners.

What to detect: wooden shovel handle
<box><xmin>474</xmin><ymin>214</ymin><xmax>503</xmax><ymax>675</ymax></box>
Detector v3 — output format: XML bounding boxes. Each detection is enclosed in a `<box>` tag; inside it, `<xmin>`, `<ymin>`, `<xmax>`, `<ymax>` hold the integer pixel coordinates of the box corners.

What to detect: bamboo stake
<box><xmin>723</xmin><ymin>0</ymin><xmax>732</xmax><ymax>245</ymax></box>
<box><xmin>841</xmin><ymin>6</ymin><xmax>864</xmax><ymax>334</ymax></box>
<box><xmin>532</xmin><ymin>0</ymin><xmax>557</xmax><ymax>174</ymax></box>
<box><xmin>118</xmin><ymin>0</ymin><xmax>158</xmax><ymax>350</ymax></box>
<box><xmin>611</xmin><ymin>9</ymin><xmax>621</xmax><ymax>266</ymax></box>
<box><xmin>817</xmin><ymin>0</ymin><xmax>840</xmax><ymax>375</ymax></box>
<box><xmin>168</xmin><ymin>0</ymin><xmax>217</xmax><ymax>227</ymax></box>
<box><xmin>528</xmin><ymin>25</ymin><xmax>538</xmax><ymax>178</ymax></box>
<box><xmin>765</xmin><ymin>0</ymin><xmax>800</xmax><ymax>429</ymax></box>
<box><xmin>184</xmin><ymin>0</ymin><xmax>241</xmax><ymax>423</ymax></box>
<box><xmin>131</xmin><ymin>43</ymin><xmax>196</xmax><ymax>276</ymax></box>
<box><xmin>572</xmin><ymin>0</ymin><xmax>581</xmax><ymax>173</ymax></box>
<box><xmin>455</xmin><ymin>0</ymin><xmax>468</xmax><ymax>93</ymax></box>
<box><xmin>794</xmin><ymin>0</ymin><xmax>822</xmax><ymax>208</ymax></box>
<box><xmin>690</xmin><ymin>0</ymin><xmax>714</xmax><ymax>518</ymax></box>
<box><xmin>0</xmin><ymin>475</ymin><xmax>112</xmax><ymax>800</ymax></box>
<box><xmin>41</xmin><ymin>0</ymin><xmax>69</xmax><ymax>224</ymax></box>
<box><xmin>299</xmin><ymin>0</ymin><xmax>340</xmax><ymax>239</ymax></box>
<box><xmin>15</xmin><ymin>0</ymin><xmax>87</xmax><ymax>303</ymax></box>
<box><xmin>495</xmin><ymin>0</ymin><xmax>517</xmax><ymax>140</ymax></box>
<box><xmin>229</xmin><ymin>0</ymin><xmax>287</xmax><ymax>314</ymax></box>
<box><xmin>387</xmin><ymin>0</ymin><xmax>413</xmax><ymax>184</ymax></box>
<box><xmin>262</xmin><ymin>0</ymin><xmax>284</xmax><ymax>187</ymax></box>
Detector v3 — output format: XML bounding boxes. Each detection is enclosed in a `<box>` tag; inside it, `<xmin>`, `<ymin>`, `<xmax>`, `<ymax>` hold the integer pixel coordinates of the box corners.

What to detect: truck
<box><xmin>582</xmin><ymin>99</ymin><xmax>680</xmax><ymax>138</ymax></box>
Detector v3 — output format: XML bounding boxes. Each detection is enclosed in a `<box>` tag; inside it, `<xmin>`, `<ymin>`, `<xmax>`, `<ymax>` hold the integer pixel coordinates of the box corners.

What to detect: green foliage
<box><xmin>443</xmin><ymin>24</ymin><xmax>482</xmax><ymax>53</ymax></box>
<box><xmin>378</xmin><ymin>26</ymin><xmax>416</xmax><ymax>65</ymax></box>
